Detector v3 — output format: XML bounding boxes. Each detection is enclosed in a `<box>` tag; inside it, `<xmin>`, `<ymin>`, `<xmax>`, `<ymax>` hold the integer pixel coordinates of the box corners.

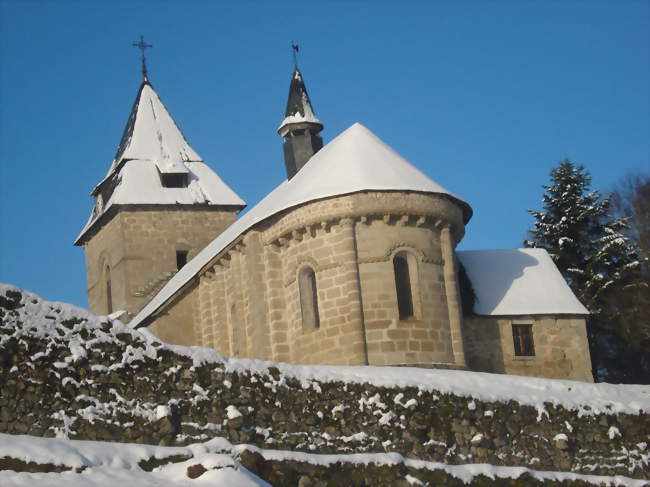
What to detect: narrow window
<box><xmin>105</xmin><ymin>266</ymin><xmax>113</xmax><ymax>314</ymax></box>
<box><xmin>231</xmin><ymin>303</ymin><xmax>246</xmax><ymax>356</ymax></box>
<box><xmin>161</xmin><ymin>173</ymin><xmax>188</xmax><ymax>188</ymax></box>
<box><xmin>393</xmin><ymin>253</ymin><xmax>414</xmax><ymax>319</ymax></box>
<box><xmin>512</xmin><ymin>324</ymin><xmax>535</xmax><ymax>356</ymax></box>
<box><xmin>176</xmin><ymin>250</ymin><xmax>188</xmax><ymax>270</ymax></box>
<box><xmin>299</xmin><ymin>267</ymin><xmax>320</xmax><ymax>330</ymax></box>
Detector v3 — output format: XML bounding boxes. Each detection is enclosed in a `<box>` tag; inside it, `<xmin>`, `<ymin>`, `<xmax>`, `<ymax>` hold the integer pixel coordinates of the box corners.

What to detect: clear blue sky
<box><xmin>1</xmin><ymin>0</ymin><xmax>648</xmax><ymax>309</ymax></box>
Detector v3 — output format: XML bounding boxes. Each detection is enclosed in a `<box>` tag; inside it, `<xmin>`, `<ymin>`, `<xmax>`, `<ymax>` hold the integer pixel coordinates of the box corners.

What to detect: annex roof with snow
<box><xmin>457</xmin><ymin>248</ymin><xmax>589</xmax><ymax>316</ymax></box>
<box><xmin>75</xmin><ymin>78</ymin><xmax>245</xmax><ymax>245</ymax></box>
<box><xmin>131</xmin><ymin>122</ymin><xmax>472</xmax><ymax>326</ymax></box>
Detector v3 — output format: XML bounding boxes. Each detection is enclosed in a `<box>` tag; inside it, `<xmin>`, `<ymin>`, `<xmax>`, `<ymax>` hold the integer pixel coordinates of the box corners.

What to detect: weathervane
<box><xmin>132</xmin><ymin>35</ymin><xmax>153</xmax><ymax>80</ymax></box>
<box><xmin>291</xmin><ymin>42</ymin><xmax>299</xmax><ymax>67</ymax></box>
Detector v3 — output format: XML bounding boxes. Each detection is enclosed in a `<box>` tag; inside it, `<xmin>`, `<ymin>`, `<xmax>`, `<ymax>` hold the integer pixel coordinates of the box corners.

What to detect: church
<box><xmin>75</xmin><ymin>60</ymin><xmax>594</xmax><ymax>382</ymax></box>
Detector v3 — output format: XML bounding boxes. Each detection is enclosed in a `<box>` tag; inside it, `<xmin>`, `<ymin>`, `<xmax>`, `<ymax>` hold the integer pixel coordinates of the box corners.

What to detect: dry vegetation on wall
<box><xmin>0</xmin><ymin>284</ymin><xmax>648</xmax><ymax>486</ymax></box>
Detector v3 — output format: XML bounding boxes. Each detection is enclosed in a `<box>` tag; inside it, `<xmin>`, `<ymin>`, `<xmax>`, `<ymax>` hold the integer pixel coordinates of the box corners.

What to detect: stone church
<box><xmin>75</xmin><ymin>65</ymin><xmax>594</xmax><ymax>382</ymax></box>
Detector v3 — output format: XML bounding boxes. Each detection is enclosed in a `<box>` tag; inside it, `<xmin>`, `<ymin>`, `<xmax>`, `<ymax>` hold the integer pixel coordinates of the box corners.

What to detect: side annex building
<box><xmin>75</xmin><ymin>65</ymin><xmax>593</xmax><ymax>382</ymax></box>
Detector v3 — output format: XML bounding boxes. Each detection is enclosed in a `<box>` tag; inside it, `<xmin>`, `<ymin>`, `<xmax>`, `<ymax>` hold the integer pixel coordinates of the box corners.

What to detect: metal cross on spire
<box><xmin>291</xmin><ymin>42</ymin><xmax>300</xmax><ymax>67</ymax></box>
<box><xmin>132</xmin><ymin>35</ymin><xmax>153</xmax><ymax>80</ymax></box>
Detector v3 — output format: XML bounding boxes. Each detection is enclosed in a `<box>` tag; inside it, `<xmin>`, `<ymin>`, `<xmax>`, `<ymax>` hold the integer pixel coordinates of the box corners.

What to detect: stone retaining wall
<box><xmin>1</xmin><ymin>286</ymin><xmax>648</xmax><ymax>483</ymax></box>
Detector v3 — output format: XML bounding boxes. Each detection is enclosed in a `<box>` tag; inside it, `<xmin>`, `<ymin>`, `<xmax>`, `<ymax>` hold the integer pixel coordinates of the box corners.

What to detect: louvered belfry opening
<box><xmin>161</xmin><ymin>173</ymin><xmax>188</xmax><ymax>188</ymax></box>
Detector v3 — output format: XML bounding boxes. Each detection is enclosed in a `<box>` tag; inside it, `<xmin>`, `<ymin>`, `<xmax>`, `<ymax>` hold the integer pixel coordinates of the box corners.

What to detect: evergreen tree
<box><xmin>612</xmin><ymin>172</ymin><xmax>650</xmax><ymax>261</ymax></box>
<box><xmin>607</xmin><ymin>172</ymin><xmax>650</xmax><ymax>371</ymax></box>
<box><xmin>525</xmin><ymin>160</ymin><xmax>647</xmax><ymax>383</ymax></box>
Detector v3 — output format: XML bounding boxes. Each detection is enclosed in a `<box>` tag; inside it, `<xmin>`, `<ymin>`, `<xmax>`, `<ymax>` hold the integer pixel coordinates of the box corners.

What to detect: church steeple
<box><xmin>278</xmin><ymin>65</ymin><xmax>324</xmax><ymax>179</ymax></box>
<box><xmin>75</xmin><ymin>69</ymin><xmax>244</xmax><ymax>323</ymax></box>
<box><xmin>76</xmin><ymin>77</ymin><xmax>244</xmax><ymax>245</ymax></box>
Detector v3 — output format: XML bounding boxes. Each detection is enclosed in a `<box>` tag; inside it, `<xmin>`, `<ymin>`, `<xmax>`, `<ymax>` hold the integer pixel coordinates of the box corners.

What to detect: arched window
<box><xmin>299</xmin><ymin>266</ymin><xmax>320</xmax><ymax>330</ymax></box>
<box><xmin>105</xmin><ymin>265</ymin><xmax>113</xmax><ymax>314</ymax></box>
<box><xmin>393</xmin><ymin>252</ymin><xmax>414</xmax><ymax>319</ymax></box>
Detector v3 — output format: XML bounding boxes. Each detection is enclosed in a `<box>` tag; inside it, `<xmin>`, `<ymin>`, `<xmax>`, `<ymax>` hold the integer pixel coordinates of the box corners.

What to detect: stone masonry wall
<box><xmin>84</xmin><ymin>206</ymin><xmax>237</xmax><ymax>321</ymax></box>
<box><xmin>1</xmin><ymin>286</ymin><xmax>647</xmax><ymax>484</ymax></box>
<box><xmin>464</xmin><ymin>315</ymin><xmax>594</xmax><ymax>382</ymax></box>
<box><xmin>148</xmin><ymin>286</ymin><xmax>200</xmax><ymax>347</ymax></box>
<box><xmin>162</xmin><ymin>191</ymin><xmax>467</xmax><ymax>367</ymax></box>
<box><xmin>83</xmin><ymin>213</ymin><xmax>126</xmax><ymax>315</ymax></box>
<box><xmin>194</xmin><ymin>218</ymin><xmax>368</xmax><ymax>365</ymax></box>
<box><xmin>356</xmin><ymin>218</ymin><xmax>454</xmax><ymax>366</ymax></box>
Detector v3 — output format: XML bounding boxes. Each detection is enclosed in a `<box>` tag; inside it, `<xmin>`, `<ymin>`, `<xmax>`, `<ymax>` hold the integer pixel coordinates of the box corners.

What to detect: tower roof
<box><xmin>278</xmin><ymin>67</ymin><xmax>323</xmax><ymax>134</ymax></box>
<box><xmin>131</xmin><ymin>122</ymin><xmax>472</xmax><ymax>327</ymax></box>
<box><xmin>108</xmin><ymin>79</ymin><xmax>202</xmax><ymax>177</ymax></box>
<box><xmin>75</xmin><ymin>79</ymin><xmax>245</xmax><ymax>245</ymax></box>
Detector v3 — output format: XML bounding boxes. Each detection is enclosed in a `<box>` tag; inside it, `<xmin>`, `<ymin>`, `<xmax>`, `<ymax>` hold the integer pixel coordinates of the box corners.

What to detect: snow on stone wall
<box><xmin>1</xmin><ymin>284</ymin><xmax>648</xmax><ymax>484</ymax></box>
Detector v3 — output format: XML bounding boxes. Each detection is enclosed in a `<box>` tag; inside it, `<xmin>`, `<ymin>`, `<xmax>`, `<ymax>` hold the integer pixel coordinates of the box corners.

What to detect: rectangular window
<box><xmin>512</xmin><ymin>324</ymin><xmax>535</xmax><ymax>356</ymax></box>
<box><xmin>161</xmin><ymin>173</ymin><xmax>188</xmax><ymax>188</ymax></box>
<box><xmin>176</xmin><ymin>250</ymin><xmax>188</xmax><ymax>270</ymax></box>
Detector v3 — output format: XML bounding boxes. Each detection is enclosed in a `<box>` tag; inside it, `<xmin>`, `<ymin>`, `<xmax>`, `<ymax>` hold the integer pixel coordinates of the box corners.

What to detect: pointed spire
<box><xmin>278</xmin><ymin>66</ymin><xmax>323</xmax><ymax>135</ymax></box>
<box><xmin>111</xmin><ymin>80</ymin><xmax>201</xmax><ymax>175</ymax></box>
<box><xmin>76</xmin><ymin>78</ymin><xmax>245</xmax><ymax>245</ymax></box>
<box><xmin>278</xmin><ymin>60</ymin><xmax>324</xmax><ymax>179</ymax></box>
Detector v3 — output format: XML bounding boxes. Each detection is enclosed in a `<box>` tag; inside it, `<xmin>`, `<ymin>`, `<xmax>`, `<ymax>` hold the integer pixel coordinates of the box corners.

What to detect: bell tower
<box><xmin>75</xmin><ymin>47</ymin><xmax>244</xmax><ymax>321</ymax></box>
<box><xmin>277</xmin><ymin>63</ymin><xmax>324</xmax><ymax>179</ymax></box>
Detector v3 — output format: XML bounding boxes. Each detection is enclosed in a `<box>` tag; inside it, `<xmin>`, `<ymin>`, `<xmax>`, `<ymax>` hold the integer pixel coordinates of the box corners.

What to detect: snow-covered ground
<box><xmin>0</xmin><ymin>434</ymin><xmax>266</xmax><ymax>487</ymax></box>
<box><xmin>1</xmin><ymin>433</ymin><xmax>647</xmax><ymax>487</ymax></box>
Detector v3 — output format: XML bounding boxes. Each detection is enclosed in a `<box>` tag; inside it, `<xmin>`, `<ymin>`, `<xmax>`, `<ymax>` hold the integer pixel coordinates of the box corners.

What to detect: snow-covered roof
<box><xmin>94</xmin><ymin>160</ymin><xmax>243</xmax><ymax>207</ymax></box>
<box><xmin>75</xmin><ymin>80</ymin><xmax>244</xmax><ymax>245</ymax></box>
<box><xmin>457</xmin><ymin>248</ymin><xmax>589</xmax><ymax>316</ymax></box>
<box><xmin>131</xmin><ymin>122</ymin><xmax>471</xmax><ymax>327</ymax></box>
<box><xmin>109</xmin><ymin>81</ymin><xmax>202</xmax><ymax>176</ymax></box>
<box><xmin>278</xmin><ymin>67</ymin><xmax>322</xmax><ymax>133</ymax></box>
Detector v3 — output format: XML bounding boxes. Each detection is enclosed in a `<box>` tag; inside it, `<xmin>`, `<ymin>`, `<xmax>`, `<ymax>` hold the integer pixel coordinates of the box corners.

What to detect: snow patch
<box><xmin>155</xmin><ymin>405</ymin><xmax>171</xmax><ymax>420</ymax></box>
<box><xmin>608</xmin><ymin>426</ymin><xmax>621</xmax><ymax>439</ymax></box>
<box><xmin>226</xmin><ymin>405</ymin><xmax>243</xmax><ymax>420</ymax></box>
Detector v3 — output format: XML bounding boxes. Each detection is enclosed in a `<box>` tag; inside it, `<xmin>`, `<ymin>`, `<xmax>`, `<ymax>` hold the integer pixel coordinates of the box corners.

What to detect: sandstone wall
<box><xmin>130</xmin><ymin>191</ymin><xmax>592</xmax><ymax>383</ymax></box>
<box><xmin>464</xmin><ymin>315</ymin><xmax>593</xmax><ymax>382</ymax></box>
<box><xmin>175</xmin><ymin>191</ymin><xmax>467</xmax><ymax>367</ymax></box>
<box><xmin>356</xmin><ymin>218</ymin><xmax>453</xmax><ymax>366</ymax></box>
<box><xmin>148</xmin><ymin>286</ymin><xmax>200</xmax><ymax>347</ymax></box>
<box><xmin>83</xmin><ymin>206</ymin><xmax>237</xmax><ymax>321</ymax></box>
<box><xmin>84</xmin><ymin>213</ymin><xmax>126</xmax><ymax>315</ymax></box>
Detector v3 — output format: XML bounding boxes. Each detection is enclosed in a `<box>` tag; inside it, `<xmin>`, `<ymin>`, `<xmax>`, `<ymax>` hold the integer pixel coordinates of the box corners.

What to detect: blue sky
<box><xmin>0</xmin><ymin>0</ymin><xmax>648</xmax><ymax>308</ymax></box>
